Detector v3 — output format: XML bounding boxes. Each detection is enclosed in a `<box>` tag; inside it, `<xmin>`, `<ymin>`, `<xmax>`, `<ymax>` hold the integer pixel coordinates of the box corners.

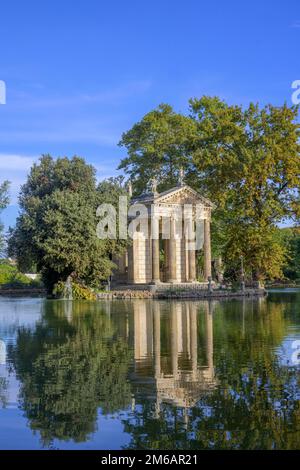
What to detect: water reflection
<box><xmin>131</xmin><ymin>301</ymin><xmax>215</xmax><ymax>411</ymax></box>
<box><xmin>8</xmin><ymin>300</ymin><xmax>132</xmax><ymax>445</ymax></box>
<box><xmin>1</xmin><ymin>292</ymin><xmax>300</xmax><ymax>449</ymax></box>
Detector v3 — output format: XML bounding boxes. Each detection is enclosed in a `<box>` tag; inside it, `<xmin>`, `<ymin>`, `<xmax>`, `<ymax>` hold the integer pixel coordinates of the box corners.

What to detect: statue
<box><xmin>126</xmin><ymin>180</ymin><xmax>133</xmax><ymax>197</ymax></box>
<box><xmin>178</xmin><ymin>168</ymin><xmax>185</xmax><ymax>186</ymax></box>
<box><xmin>150</xmin><ymin>177</ymin><xmax>158</xmax><ymax>194</ymax></box>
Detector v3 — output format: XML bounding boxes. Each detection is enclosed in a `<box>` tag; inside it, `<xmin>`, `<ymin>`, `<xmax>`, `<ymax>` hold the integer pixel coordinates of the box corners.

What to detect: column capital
<box><xmin>203</xmin><ymin>207</ymin><xmax>212</xmax><ymax>222</ymax></box>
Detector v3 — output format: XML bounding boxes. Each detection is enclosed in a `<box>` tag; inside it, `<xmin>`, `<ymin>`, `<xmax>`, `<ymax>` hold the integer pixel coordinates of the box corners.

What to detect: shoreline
<box><xmin>0</xmin><ymin>288</ymin><xmax>46</xmax><ymax>297</ymax></box>
<box><xmin>97</xmin><ymin>288</ymin><xmax>267</xmax><ymax>300</ymax></box>
<box><xmin>3</xmin><ymin>286</ymin><xmax>298</xmax><ymax>300</ymax></box>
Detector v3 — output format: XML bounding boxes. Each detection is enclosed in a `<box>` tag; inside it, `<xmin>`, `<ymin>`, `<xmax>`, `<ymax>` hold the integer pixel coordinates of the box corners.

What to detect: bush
<box><xmin>53</xmin><ymin>280</ymin><xmax>96</xmax><ymax>300</ymax></box>
<box><xmin>72</xmin><ymin>282</ymin><xmax>96</xmax><ymax>300</ymax></box>
<box><xmin>0</xmin><ymin>261</ymin><xmax>43</xmax><ymax>289</ymax></box>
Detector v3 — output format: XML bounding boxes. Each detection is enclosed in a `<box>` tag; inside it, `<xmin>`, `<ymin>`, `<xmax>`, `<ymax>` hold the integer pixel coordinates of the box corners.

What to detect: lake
<box><xmin>0</xmin><ymin>290</ymin><xmax>299</xmax><ymax>450</ymax></box>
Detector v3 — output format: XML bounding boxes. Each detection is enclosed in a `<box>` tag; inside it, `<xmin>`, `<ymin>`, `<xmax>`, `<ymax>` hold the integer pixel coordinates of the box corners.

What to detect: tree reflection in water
<box><xmin>8</xmin><ymin>291</ymin><xmax>300</xmax><ymax>449</ymax></box>
<box><xmin>9</xmin><ymin>300</ymin><xmax>132</xmax><ymax>445</ymax></box>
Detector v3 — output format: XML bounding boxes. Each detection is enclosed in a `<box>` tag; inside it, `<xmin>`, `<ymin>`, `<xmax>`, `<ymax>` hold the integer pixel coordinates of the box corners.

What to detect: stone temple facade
<box><xmin>113</xmin><ymin>183</ymin><xmax>214</xmax><ymax>286</ymax></box>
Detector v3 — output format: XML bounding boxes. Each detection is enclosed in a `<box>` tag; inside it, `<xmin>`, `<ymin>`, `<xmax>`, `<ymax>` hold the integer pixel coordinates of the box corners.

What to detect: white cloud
<box><xmin>0</xmin><ymin>115</ymin><xmax>123</xmax><ymax>146</ymax></box>
<box><xmin>291</xmin><ymin>21</ymin><xmax>300</xmax><ymax>28</ymax></box>
<box><xmin>0</xmin><ymin>154</ymin><xmax>38</xmax><ymax>171</ymax></box>
<box><xmin>0</xmin><ymin>129</ymin><xmax>119</xmax><ymax>146</ymax></box>
<box><xmin>0</xmin><ymin>79</ymin><xmax>151</xmax><ymax>148</ymax></box>
<box><xmin>0</xmin><ymin>154</ymin><xmax>39</xmax><ymax>205</ymax></box>
<box><xmin>11</xmin><ymin>80</ymin><xmax>152</xmax><ymax>109</ymax></box>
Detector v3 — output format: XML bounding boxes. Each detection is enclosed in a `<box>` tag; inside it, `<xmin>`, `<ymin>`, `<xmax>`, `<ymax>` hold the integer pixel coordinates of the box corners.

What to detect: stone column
<box><xmin>168</xmin><ymin>217</ymin><xmax>177</xmax><ymax>283</ymax></box>
<box><xmin>127</xmin><ymin>242</ymin><xmax>134</xmax><ymax>283</ymax></box>
<box><xmin>204</xmin><ymin>218</ymin><xmax>212</xmax><ymax>281</ymax></box>
<box><xmin>182</xmin><ymin>303</ymin><xmax>189</xmax><ymax>355</ymax></box>
<box><xmin>190</xmin><ymin>303</ymin><xmax>198</xmax><ymax>377</ymax></box>
<box><xmin>133</xmin><ymin>238</ymin><xmax>140</xmax><ymax>283</ymax></box>
<box><xmin>163</xmin><ymin>239</ymin><xmax>169</xmax><ymax>282</ymax></box>
<box><xmin>151</xmin><ymin>217</ymin><xmax>160</xmax><ymax>283</ymax></box>
<box><xmin>182</xmin><ymin>219</ymin><xmax>188</xmax><ymax>282</ymax></box>
<box><xmin>153</xmin><ymin>303</ymin><xmax>161</xmax><ymax>378</ymax></box>
<box><xmin>205</xmin><ymin>302</ymin><xmax>214</xmax><ymax>371</ymax></box>
<box><xmin>187</xmin><ymin>217</ymin><xmax>196</xmax><ymax>282</ymax></box>
<box><xmin>171</xmin><ymin>303</ymin><xmax>178</xmax><ymax>377</ymax></box>
<box><xmin>188</xmin><ymin>248</ymin><xmax>196</xmax><ymax>282</ymax></box>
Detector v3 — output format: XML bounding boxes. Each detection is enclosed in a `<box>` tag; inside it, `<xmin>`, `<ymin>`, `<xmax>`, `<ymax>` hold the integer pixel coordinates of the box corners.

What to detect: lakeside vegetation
<box><xmin>0</xmin><ymin>96</ymin><xmax>299</xmax><ymax>296</ymax></box>
<box><xmin>119</xmin><ymin>97</ymin><xmax>300</xmax><ymax>282</ymax></box>
<box><xmin>6</xmin><ymin>156</ymin><xmax>127</xmax><ymax>296</ymax></box>
<box><xmin>0</xmin><ymin>260</ymin><xmax>42</xmax><ymax>290</ymax></box>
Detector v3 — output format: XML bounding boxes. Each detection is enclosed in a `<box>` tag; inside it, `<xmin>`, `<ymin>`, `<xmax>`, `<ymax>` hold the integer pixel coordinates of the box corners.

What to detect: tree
<box><xmin>119</xmin><ymin>97</ymin><xmax>300</xmax><ymax>280</ymax></box>
<box><xmin>189</xmin><ymin>97</ymin><xmax>300</xmax><ymax>279</ymax></box>
<box><xmin>8</xmin><ymin>155</ymin><xmax>127</xmax><ymax>292</ymax></box>
<box><xmin>281</xmin><ymin>227</ymin><xmax>300</xmax><ymax>280</ymax></box>
<box><xmin>0</xmin><ymin>180</ymin><xmax>10</xmax><ymax>257</ymax></box>
<box><xmin>118</xmin><ymin>103</ymin><xmax>196</xmax><ymax>195</ymax></box>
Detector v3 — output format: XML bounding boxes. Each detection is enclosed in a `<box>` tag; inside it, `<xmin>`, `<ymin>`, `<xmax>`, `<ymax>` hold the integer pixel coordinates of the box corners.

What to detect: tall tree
<box><xmin>281</xmin><ymin>227</ymin><xmax>300</xmax><ymax>280</ymax></box>
<box><xmin>0</xmin><ymin>180</ymin><xmax>10</xmax><ymax>257</ymax></box>
<box><xmin>8</xmin><ymin>156</ymin><xmax>127</xmax><ymax>292</ymax></box>
<box><xmin>119</xmin><ymin>103</ymin><xmax>196</xmax><ymax>195</ymax></box>
<box><xmin>119</xmin><ymin>97</ymin><xmax>300</xmax><ymax>280</ymax></box>
<box><xmin>190</xmin><ymin>97</ymin><xmax>300</xmax><ymax>279</ymax></box>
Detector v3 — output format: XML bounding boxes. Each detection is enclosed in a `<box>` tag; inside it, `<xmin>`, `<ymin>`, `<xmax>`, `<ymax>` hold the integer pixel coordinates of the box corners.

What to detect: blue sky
<box><xmin>0</xmin><ymin>0</ymin><xmax>300</xmax><ymax>228</ymax></box>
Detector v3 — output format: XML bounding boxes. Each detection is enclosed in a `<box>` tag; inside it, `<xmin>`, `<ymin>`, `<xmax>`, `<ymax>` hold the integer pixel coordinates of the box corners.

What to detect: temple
<box><xmin>113</xmin><ymin>181</ymin><xmax>214</xmax><ymax>286</ymax></box>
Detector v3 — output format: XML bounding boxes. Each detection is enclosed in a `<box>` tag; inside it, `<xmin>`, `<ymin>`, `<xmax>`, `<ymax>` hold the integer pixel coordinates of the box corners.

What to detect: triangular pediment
<box><xmin>155</xmin><ymin>185</ymin><xmax>214</xmax><ymax>207</ymax></box>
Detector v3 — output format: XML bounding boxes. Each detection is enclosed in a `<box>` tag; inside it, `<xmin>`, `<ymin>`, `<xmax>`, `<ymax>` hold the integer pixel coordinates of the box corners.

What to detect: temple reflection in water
<box><xmin>128</xmin><ymin>300</ymin><xmax>215</xmax><ymax>411</ymax></box>
<box><xmin>3</xmin><ymin>294</ymin><xmax>300</xmax><ymax>450</ymax></box>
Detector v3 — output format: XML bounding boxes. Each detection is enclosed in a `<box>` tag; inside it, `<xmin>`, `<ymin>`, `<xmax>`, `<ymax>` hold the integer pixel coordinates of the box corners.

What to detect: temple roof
<box><xmin>132</xmin><ymin>184</ymin><xmax>215</xmax><ymax>208</ymax></box>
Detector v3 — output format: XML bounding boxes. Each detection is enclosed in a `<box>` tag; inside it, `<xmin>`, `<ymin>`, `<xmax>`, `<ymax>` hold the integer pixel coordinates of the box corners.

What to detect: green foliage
<box><xmin>72</xmin><ymin>281</ymin><xmax>96</xmax><ymax>300</ymax></box>
<box><xmin>52</xmin><ymin>280</ymin><xmax>70</xmax><ymax>298</ymax></box>
<box><xmin>281</xmin><ymin>227</ymin><xmax>300</xmax><ymax>280</ymax></box>
<box><xmin>223</xmin><ymin>224</ymin><xmax>288</xmax><ymax>281</ymax></box>
<box><xmin>0</xmin><ymin>377</ymin><xmax>8</xmax><ymax>408</ymax></box>
<box><xmin>0</xmin><ymin>180</ymin><xmax>10</xmax><ymax>256</ymax></box>
<box><xmin>190</xmin><ymin>97</ymin><xmax>300</xmax><ymax>280</ymax></box>
<box><xmin>119</xmin><ymin>103</ymin><xmax>196</xmax><ymax>194</ymax></box>
<box><xmin>119</xmin><ymin>97</ymin><xmax>300</xmax><ymax>280</ymax></box>
<box><xmin>97</xmin><ymin>175</ymin><xmax>129</xmax><ymax>258</ymax></box>
<box><xmin>0</xmin><ymin>261</ymin><xmax>42</xmax><ymax>289</ymax></box>
<box><xmin>53</xmin><ymin>280</ymin><xmax>96</xmax><ymax>300</ymax></box>
<box><xmin>8</xmin><ymin>155</ymin><xmax>128</xmax><ymax>294</ymax></box>
<box><xmin>0</xmin><ymin>181</ymin><xmax>9</xmax><ymax>211</ymax></box>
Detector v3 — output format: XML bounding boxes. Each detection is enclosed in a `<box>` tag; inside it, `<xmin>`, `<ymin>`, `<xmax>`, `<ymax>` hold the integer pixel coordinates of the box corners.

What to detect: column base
<box><xmin>150</xmin><ymin>280</ymin><xmax>161</xmax><ymax>285</ymax></box>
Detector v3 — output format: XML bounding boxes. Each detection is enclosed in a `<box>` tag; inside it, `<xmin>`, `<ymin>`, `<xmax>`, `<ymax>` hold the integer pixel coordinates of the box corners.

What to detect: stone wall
<box><xmin>97</xmin><ymin>287</ymin><xmax>266</xmax><ymax>300</ymax></box>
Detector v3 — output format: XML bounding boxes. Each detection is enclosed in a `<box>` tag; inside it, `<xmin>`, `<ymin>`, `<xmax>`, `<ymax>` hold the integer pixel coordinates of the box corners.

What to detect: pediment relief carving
<box><xmin>156</xmin><ymin>186</ymin><xmax>211</xmax><ymax>207</ymax></box>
